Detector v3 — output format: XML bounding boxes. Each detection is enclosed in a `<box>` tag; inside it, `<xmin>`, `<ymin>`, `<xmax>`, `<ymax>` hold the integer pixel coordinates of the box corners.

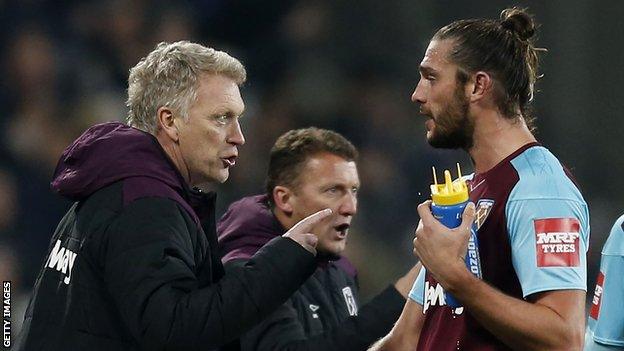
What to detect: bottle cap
<box><xmin>430</xmin><ymin>163</ymin><xmax>469</xmax><ymax>205</ymax></box>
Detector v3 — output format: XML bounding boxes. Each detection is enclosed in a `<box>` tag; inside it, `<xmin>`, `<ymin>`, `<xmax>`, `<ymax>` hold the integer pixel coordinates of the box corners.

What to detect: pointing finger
<box><xmin>290</xmin><ymin>208</ymin><xmax>333</xmax><ymax>233</ymax></box>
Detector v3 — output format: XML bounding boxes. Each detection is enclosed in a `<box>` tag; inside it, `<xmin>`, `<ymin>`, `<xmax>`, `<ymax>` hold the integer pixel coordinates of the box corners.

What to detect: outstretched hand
<box><xmin>283</xmin><ymin>208</ymin><xmax>332</xmax><ymax>255</ymax></box>
<box><xmin>412</xmin><ymin>200</ymin><xmax>475</xmax><ymax>289</ymax></box>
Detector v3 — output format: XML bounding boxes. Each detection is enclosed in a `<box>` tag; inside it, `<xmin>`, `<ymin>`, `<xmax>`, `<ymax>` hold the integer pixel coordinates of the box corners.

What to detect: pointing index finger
<box><xmin>291</xmin><ymin>208</ymin><xmax>333</xmax><ymax>233</ymax></box>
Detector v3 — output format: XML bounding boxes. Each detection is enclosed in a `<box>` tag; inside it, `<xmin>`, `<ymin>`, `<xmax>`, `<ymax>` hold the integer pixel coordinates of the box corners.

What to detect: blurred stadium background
<box><xmin>1</xmin><ymin>0</ymin><xmax>623</xmax><ymax>337</ymax></box>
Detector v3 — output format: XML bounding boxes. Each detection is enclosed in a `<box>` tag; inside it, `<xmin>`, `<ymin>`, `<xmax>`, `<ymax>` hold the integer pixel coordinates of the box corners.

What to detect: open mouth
<box><xmin>334</xmin><ymin>223</ymin><xmax>350</xmax><ymax>238</ymax></box>
<box><xmin>221</xmin><ymin>156</ymin><xmax>237</xmax><ymax>167</ymax></box>
<box><xmin>425</xmin><ymin>119</ymin><xmax>435</xmax><ymax>131</ymax></box>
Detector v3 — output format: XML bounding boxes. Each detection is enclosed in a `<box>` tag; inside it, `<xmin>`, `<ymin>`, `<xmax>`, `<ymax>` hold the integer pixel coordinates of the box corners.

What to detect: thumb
<box><xmin>459</xmin><ymin>202</ymin><xmax>476</xmax><ymax>233</ymax></box>
<box><xmin>303</xmin><ymin>233</ymin><xmax>318</xmax><ymax>248</ymax></box>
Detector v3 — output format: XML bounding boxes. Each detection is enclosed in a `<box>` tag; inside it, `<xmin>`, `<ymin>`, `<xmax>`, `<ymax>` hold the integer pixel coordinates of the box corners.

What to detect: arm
<box><xmin>368</xmin><ymin>299</ymin><xmax>425</xmax><ymax>351</ymax></box>
<box><xmin>413</xmin><ymin>201</ymin><xmax>585</xmax><ymax>351</ymax></box>
<box><xmin>393</xmin><ymin>263</ymin><xmax>421</xmax><ymax>298</ymax></box>
<box><xmin>103</xmin><ymin>198</ymin><xmax>326</xmax><ymax>350</ymax></box>
<box><xmin>235</xmin><ymin>263</ymin><xmax>419</xmax><ymax>351</ymax></box>
<box><xmin>445</xmin><ymin>265</ymin><xmax>585</xmax><ymax>350</ymax></box>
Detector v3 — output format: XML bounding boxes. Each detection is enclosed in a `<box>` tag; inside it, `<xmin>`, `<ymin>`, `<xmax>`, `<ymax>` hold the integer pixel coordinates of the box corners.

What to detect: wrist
<box><xmin>440</xmin><ymin>259</ymin><xmax>474</xmax><ymax>294</ymax></box>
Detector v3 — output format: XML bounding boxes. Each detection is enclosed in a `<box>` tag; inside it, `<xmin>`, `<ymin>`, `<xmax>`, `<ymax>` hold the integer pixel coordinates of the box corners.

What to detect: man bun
<box><xmin>500</xmin><ymin>7</ymin><xmax>535</xmax><ymax>41</ymax></box>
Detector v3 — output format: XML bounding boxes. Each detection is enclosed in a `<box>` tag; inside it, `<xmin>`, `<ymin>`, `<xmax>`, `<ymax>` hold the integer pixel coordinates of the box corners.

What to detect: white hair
<box><xmin>126</xmin><ymin>41</ymin><xmax>246</xmax><ymax>133</ymax></box>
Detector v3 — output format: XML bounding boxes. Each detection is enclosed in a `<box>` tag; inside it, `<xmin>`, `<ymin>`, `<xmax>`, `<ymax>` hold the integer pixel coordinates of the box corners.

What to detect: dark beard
<box><xmin>427</xmin><ymin>84</ymin><xmax>474</xmax><ymax>150</ymax></box>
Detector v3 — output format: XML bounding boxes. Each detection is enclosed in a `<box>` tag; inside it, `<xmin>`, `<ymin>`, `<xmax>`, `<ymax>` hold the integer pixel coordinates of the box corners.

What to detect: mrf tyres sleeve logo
<box><xmin>533</xmin><ymin>218</ymin><xmax>580</xmax><ymax>267</ymax></box>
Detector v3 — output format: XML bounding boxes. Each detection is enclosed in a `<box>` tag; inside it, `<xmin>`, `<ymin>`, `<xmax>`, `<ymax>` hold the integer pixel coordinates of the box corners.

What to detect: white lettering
<box><xmin>47</xmin><ymin>240</ymin><xmax>65</xmax><ymax>270</ymax></box>
<box><xmin>592</xmin><ymin>285</ymin><xmax>603</xmax><ymax>305</ymax></box>
<box><xmin>536</xmin><ymin>232</ymin><xmax>579</xmax><ymax>244</ymax></box>
<box><xmin>424</xmin><ymin>281</ymin><xmax>446</xmax><ymax>313</ymax></box>
<box><xmin>46</xmin><ymin>240</ymin><xmax>78</xmax><ymax>285</ymax></box>
<box><xmin>3</xmin><ymin>319</ymin><xmax>9</xmax><ymax>347</ymax></box>
<box><xmin>541</xmin><ymin>243</ymin><xmax>576</xmax><ymax>254</ymax></box>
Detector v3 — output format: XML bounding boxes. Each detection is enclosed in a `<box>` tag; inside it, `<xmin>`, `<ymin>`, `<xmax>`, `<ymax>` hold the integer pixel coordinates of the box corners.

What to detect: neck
<box><xmin>156</xmin><ymin>133</ymin><xmax>192</xmax><ymax>186</ymax></box>
<box><xmin>273</xmin><ymin>208</ymin><xmax>296</xmax><ymax>231</ymax></box>
<box><xmin>468</xmin><ymin>110</ymin><xmax>536</xmax><ymax>173</ymax></box>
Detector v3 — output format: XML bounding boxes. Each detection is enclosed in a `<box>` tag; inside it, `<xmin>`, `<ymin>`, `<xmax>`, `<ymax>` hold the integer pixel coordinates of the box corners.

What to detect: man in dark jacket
<box><xmin>218</xmin><ymin>128</ymin><xmax>420</xmax><ymax>350</ymax></box>
<box><xmin>15</xmin><ymin>41</ymin><xmax>331</xmax><ymax>351</ymax></box>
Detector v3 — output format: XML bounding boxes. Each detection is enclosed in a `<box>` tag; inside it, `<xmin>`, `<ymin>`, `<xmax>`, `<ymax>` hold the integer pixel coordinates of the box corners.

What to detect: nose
<box><xmin>227</xmin><ymin>119</ymin><xmax>245</xmax><ymax>146</ymax></box>
<box><xmin>411</xmin><ymin>79</ymin><xmax>426</xmax><ymax>104</ymax></box>
<box><xmin>338</xmin><ymin>193</ymin><xmax>357</xmax><ymax>217</ymax></box>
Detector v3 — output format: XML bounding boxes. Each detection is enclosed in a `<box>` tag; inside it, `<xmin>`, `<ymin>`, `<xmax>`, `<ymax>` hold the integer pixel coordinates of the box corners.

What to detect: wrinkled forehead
<box><xmin>196</xmin><ymin>73</ymin><xmax>245</xmax><ymax>115</ymax></box>
<box><xmin>299</xmin><ymin>153</ymin><xmax>359</xmax><ymax>183</ymax></box>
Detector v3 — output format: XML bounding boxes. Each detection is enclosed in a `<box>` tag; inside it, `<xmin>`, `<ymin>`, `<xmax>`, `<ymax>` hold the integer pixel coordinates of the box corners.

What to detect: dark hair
<box><xmin>433</xmin><ymin>7</ymin><xmax>545</xmax><ymax>128</ymax></box>
<box><xmin>266</xmin><ymin>127</ymin><xmax>358</xmax><ymax>203</ymax></box>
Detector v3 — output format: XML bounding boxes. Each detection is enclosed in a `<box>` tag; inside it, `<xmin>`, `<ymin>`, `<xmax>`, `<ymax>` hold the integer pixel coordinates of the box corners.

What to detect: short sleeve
<box><xmin>408</xmin><ymin>265</ymin><xmax>425</xmax><ymax>305</ymax></box>
<box><xmin>505</xmin><ymin>197</ymin><xmax>589</xmax><ymax>298</ymax></box>
<box><xmin>505</xmin><ymin>148</ymin><xmax>590</xmax><ymax>298</ymax></box>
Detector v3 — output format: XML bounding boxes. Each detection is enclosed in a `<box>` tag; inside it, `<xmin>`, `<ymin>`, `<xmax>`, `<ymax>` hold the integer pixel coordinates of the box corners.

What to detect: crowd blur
<box><xmin>1</xmin><ymin>0</ymin><xmax>623</xmax><ymax>336</ymax></box>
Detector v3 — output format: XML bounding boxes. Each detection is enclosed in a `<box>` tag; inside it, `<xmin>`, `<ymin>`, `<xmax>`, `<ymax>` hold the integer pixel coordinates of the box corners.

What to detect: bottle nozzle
<box><xmin>444</xmin><ymin>170</ymin><xmax>453</xmax><ymax>194</ymax></box>
<box><xmin>430</xmin><ymin>163</ymin><xmax>469</xmax><ymax>205</ymax></box>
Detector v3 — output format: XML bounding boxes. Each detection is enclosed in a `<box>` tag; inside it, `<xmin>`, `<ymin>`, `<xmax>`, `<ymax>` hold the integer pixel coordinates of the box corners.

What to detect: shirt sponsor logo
<box><xmin>534</xmin><ymin>218</ymin><xmax>581</xmax><ymax>267</ymax></box>
<box><xmin>423</xmin><ymin>281</ymin><xmax>464</xmax><ymax>316</ymax></box>
<box><xmin>46</xmin><ymin>240</ymin><xmax>78</xmax><ymax>285</ymax></box>
<box><xmin>589</xmin><ymin>271</ymin><xmax>605</xmax><ymax>320</ymax></box>
<box><xmin>423</xmin><ymin>280</ymin><xmax>445</xmax><ymax>313</ymax></box>
<box><xmin>342</xmin><ymin>287</ymin><xmax>358</xmax><ymax>316</ymax></box>
<box><xmin>474</xmin><ymin>199</ymin><xmax>494</xmax><ymax>230</ymax></box>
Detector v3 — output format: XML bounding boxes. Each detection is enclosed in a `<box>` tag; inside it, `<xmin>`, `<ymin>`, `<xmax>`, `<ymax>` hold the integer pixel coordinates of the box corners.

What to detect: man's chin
<box><xmin>189</xmin><ymin>170</ymin><xmax>228</xmax><ymax>189</ymax></box>
<box><xmin>209</xmin><ymin>169</ymin><xmax>230</xmax><ymax>184</ymax></box>
<box><xmin>316</xmin><ymin>241</ymin><xmax>345</xmax><ymax>261</ymax></box>
<box><xmin>427</xmin><ymin>133</ymin><xmax>472</xmax><ymax>150</ymax></box>
<box><xmin>316</xmin><ymin>251</ymin><xmax>342</xmax><ymax>261</ymax></box>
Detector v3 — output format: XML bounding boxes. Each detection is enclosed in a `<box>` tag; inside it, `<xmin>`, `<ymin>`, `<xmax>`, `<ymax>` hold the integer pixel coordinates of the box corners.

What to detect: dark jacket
<box><xmin>15</xmin><ymin>122</ymin><xmax>318</xmax><ymax>351</ymax></box>
<box><xmin>217</xmin><ymin>195</ymin><xmax>405</xmax><ymax>351</ymax></box>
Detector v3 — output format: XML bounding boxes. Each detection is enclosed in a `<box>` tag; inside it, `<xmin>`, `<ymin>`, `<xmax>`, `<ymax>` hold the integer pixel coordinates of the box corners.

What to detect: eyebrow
<box><xmin>214</xmin><ymin>106</ymin><xmax>245</xmax><ymax>118</ymax></box>
<box><xmin>419</xmin><ymin>65</ymin><xmax>438</xmax><ymax>75</ymax></box>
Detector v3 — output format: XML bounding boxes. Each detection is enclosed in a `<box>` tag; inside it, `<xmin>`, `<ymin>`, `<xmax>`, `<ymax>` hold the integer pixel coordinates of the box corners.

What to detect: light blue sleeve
<box><xmin>408</xmin><ymin>265</ymin><xmax>425</xmax><ymax>305</ymax></box>
<box><xmin>587</xmin><ymin>215</ymin><xmax>624</xmax><ymax>349</ymax></box>
<box><xmin>507</xmin><ymin>148</ymin><xmax>590</xmax><ymax>298</ymax></box>
<box><xmin>585</xmin><ymin>327</ymin><xmax>624</xmax><ymax>351</ymax></box>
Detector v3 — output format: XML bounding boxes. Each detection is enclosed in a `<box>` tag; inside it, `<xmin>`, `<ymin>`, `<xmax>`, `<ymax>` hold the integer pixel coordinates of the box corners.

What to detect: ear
<box><xmin>157</xmin><ymin>106</ymin><xmax>179</xmax><ymax>142</ymax></box>
<box><xmin>273</xmin><ymin>185</ymin><xmax>295</xmax><ymax>215</ymax></box>
<box><xmin>468</xmin><ymin>71</ymin><xmax>493</xmax><ymax>103</ymax></box>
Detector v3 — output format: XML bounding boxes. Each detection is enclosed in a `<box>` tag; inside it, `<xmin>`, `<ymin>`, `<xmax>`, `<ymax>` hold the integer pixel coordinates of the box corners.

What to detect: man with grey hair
<box><xmin>15</xmin><ymin>41</ymin><xmax>330</xmax><ymax>351</ymax></box>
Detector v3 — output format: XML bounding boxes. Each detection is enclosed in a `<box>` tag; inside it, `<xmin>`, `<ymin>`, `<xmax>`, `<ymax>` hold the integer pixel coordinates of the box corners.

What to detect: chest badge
<box><xmin>309</xmin><ymin>304</ymin><xmax>319</xmax><ymax>319</ymax></box>
<box><xmin>342</xmin><ymin>287</ymin><xmax>358</xmax><ymax>316</ymax></box>
<box><xmin>475</xmin><ymin>199</ymin><xmax>495</xmax><ymax>230</ymax></box>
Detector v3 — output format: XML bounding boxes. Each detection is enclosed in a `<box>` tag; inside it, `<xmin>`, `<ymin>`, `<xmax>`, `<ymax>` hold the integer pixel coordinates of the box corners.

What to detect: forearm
<box><xmin>366</xmin><ymin>299</ymin><xmax>424</xmax><ymax>351</ymax></box>
<box><xmin>448</xmin><ymin>268</ymin><xmax>584</xmax><ymax>350</ymax></box>
<box><xmin>367</xmin><ymin>332</ymin><xmax>416</xmax><ymax>351</ymax></box>
<box><xmin>179</xmin><ymin>237</ymin><xmax>317</xmax><ymax>347</ymax></box>
<box><xmin>113</xmin><ymin>237</ymin><xmax>316</xmax><ymax>349</ymax></box>
<box><xmin>253</xmin><ymin>286</ymin><xmax>405</xmax><ymax>351</ymax></box>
